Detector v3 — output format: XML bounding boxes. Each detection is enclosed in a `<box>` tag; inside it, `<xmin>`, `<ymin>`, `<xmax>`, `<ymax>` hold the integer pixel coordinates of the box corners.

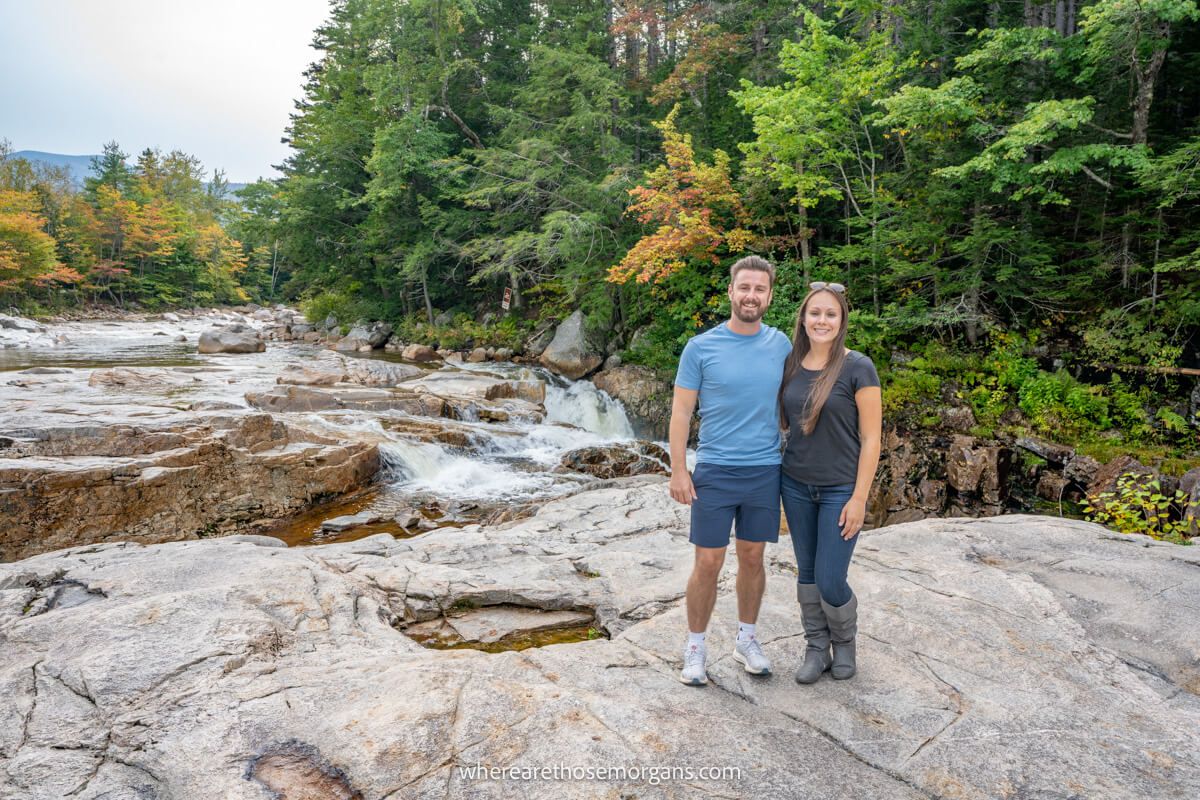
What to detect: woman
<box><xmin>780</xmin><ymin>282</ymin><xmax>882</xmax><ymax>682</ymax></box>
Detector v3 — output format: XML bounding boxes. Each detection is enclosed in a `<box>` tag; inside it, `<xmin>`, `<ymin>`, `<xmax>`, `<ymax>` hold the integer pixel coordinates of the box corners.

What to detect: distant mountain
<box><xmin>8</xmin><ymin>150</ymin><xmax>247</xmax><ymax>195</ymax></box>
<box><xmin>10</xmin><ymin>150</ymin><xmax>98</xmax><ymax>187</ymax></box>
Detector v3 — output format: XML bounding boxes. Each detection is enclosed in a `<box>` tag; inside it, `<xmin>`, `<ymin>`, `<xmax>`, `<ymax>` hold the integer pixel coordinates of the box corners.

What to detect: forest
<box><xmin>3</xmin><ymin>1</ymin><xmax>1198</xmax><ymax>467</ymax></box>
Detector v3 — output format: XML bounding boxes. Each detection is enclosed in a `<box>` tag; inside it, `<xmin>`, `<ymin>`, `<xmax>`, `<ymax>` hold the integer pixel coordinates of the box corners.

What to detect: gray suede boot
<box><xmin>821</xmin><ymin>592</ymin><xmax>858</xmax><ymax>680</ymax></box>
<box><xmin>794</xmin><ymin>583</ymin><xmax>832</xmax><ymax>684</ymax></box>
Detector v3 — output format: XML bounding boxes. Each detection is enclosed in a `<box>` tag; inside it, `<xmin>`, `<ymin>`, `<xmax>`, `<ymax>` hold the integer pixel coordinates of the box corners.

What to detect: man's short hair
<box><xmin>729</xmin><ymin>255</ymin><xmax>776</xmax><ymax>288</ymax></box>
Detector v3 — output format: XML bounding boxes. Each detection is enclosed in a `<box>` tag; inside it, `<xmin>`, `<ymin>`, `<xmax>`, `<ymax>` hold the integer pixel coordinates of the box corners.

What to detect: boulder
<box><xmin>401</xmin><ymin>343</ymin><xmax>440</xmax><ymax>362</ymax></box>
<box><xmin>558</xmin><ymin>442</ymin><xmax>669</xmax><ymax>479</ymax></box>
<box><xmin>944</xmin><ymin>435</ymin><xmax>1011</xmax><ymax>504</ymax></box>
<box><xmin>539</xmin><ymin>311</ymin><xmax>603</xmax><ymax>379</ymax></box>
<box><xmin>1088</xmin><ymin>454</ymin><xmax>1153</xmax><ymax>497</ymax></box>
<box><xmin>0</xmin><ymin>314</ymin><xmax>44</xmax><ymax>333</ymax></box>
<box><xmin>198</xmin><ymin>324</ymin><xmax>265</xmax><ymax>354</ymax></box>
<box><xmin>252</xmin><ymin>309</ymin><xmax>274</xmax><ymax>321</ymax></box>
<box><xmin>334</xmin><ymin>321</ymin><xmax>392</xmax><ymax>352</ymax></box>
<box><xmin>276</xmin><ymin>362</ymin><xmax>347</xmax><ymax>387</ymax></box>
<box><xmin>161</xmin><ymin>312</ymin><xmax>181</xmax><ymax>323</ymax></box>
<box><xmin>466</xmin><ymin>347</ymin><xmax>488</xmax><ymax>363</ymax></box>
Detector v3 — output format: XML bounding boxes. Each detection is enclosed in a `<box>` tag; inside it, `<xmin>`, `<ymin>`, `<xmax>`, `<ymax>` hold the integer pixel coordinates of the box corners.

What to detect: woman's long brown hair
<box><xmin>781</xmin><ymin>288</ymin><xmax>851</xmax><ymax>435</ymax></box>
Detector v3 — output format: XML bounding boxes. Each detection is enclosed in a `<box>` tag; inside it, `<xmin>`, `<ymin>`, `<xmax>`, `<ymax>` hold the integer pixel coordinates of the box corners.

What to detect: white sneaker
<box><xmin>679</xmin><ymin>644</ymin><xmax>708</xmax><ymax>686</ymax></box>
<box><xmin>733</xmin><ymin>637</ymin><xmax>771</xmax><ymax>675</ymax></box>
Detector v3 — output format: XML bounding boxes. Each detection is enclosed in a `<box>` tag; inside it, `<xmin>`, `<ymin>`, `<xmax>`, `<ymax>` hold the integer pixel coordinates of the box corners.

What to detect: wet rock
<box><xmin>394</xmin><ymin>508</ymin><xmax>423</xmax><ymax>529</ymax></box>
<box><xmin>277</xmin><ymin>362</ymin><xmax>347</xmax><ymax>386</ymax></box>
<box><xmin>466</xmin><ymin>347</ymin><xmax>488</xmax><ymax>363</ymax></box>
<box><xmin>559</xmin><ymin>442</ymin><xmax>669</xmax><ymax>479</ymax></box>
<box><xmin>245</xmin><ymin>385</ymin><xmax>441</xmax><ymax>416</ymax></box>
<box><xmin>320</xmin><ymin>511</ymin><xmax>388</xmax><ymax>532</ymax></box>
<box><xmin>444</xmin><ymin>606</ymin><xmax>594</xmax><ymax>644</ymax></box>
<box><xmin>539</xmin><ymin>310</ymin><xmax>602</xmax><ymax>380</ymax></box>
<box><xmin>162</xmin><ymin>312</ymin><xmax>181</xmax><ymax>322</ymax></box>
<box><xmin>252</xmin><ymin>309</ymin><xmax>274</xmax><ymax>321</ymax></box>
<box><xmin>593</xmin><ymin>366</ymin><xmax>671</xmax><ymax>439</ymax></box>
<box><xmin>403</xmin><ymin>371</ymin><xmax>546</xmax><ymax>407</ymax></box>
<box><xmin>401</xmin><ymin>343</ymin><xmax>439</xmax><ymax>362</ymax></box>
<box><xmin>342</xmin><ymin>359</ymin><xmax>422</xmax><ymax>387</ymax></box>
<box><xmin>87</xmin><ymin>367</ymin><xmax>198</xmax><ymax>389</ymax></box>
<box><xmin>198</xmin><ymin>324</ymin><xmax>265</xmax><ymax>354</ymax></box>
<box><xmin>493</xmin><ymin>347</ymin><xmax>513</xmax><ymax>362</ymax></box>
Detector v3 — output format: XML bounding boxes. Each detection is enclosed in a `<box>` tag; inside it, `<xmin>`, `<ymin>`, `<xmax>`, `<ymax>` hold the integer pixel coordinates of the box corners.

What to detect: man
<box><xmin>669</xmin><ymin>255</ymin><xmax>792</xmax><ymax>686</ymax></box>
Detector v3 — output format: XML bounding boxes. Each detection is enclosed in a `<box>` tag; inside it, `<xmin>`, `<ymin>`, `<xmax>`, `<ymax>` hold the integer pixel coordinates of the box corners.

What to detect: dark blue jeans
<box><xmin>781</xmin><ymin>474</ymin><xmax>858</xmax><ymax>607</ymax></box>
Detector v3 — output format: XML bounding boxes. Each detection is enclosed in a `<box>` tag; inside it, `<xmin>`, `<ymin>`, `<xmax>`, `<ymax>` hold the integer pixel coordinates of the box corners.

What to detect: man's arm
<box><xmin>668</xmin><ymin>385</ymin><xmax>699</xmax><ymax>505</ymax></box>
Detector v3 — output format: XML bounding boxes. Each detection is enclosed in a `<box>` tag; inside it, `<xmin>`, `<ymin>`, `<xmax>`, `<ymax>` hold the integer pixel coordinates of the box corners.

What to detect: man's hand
<box><xmin>669</xmin><ymin>469</ymin><xmax>698</xmax><ymax>505</ymax></box>
<box><xmin>838</xmin><ymin>496</ymin><xmax>867</xmax><ymax>540</ymax></box>
<box><xmin>668</xmin><ymin>385</ymin><xmax>699</xmax><ymax>505</ymax></box>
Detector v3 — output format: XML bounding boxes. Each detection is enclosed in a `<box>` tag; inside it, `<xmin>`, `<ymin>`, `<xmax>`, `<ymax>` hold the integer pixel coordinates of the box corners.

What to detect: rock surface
<box><xmin>197</xmin><ymin>324</ymin><xmax>265</xmax><ymax>354</ymax></box>
<box><xmin>0</xmin><ymin>480</ymin><xmax>1197</xmax><ymax>798</ymax></box>
<box><xmin>0</xmin><ymin>414</ymin><xmax>379</xmax><ymax>562</ymax></box>
<box><xmin>539</xmin><ymin>310</ymin><xmax>602</xmax><ymax>380</ymax></box>
<box><xmin>592</xmin><ymin>365</ymin><xmax>671</xmax><ymax>439</ymax></box>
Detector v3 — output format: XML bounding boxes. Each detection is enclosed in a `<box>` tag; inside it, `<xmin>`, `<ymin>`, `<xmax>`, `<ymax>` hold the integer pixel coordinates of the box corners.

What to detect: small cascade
<box><xmin>544</xmin><ymin>380</ymin><xmax>635</xmax><ymax>439</ymax></box>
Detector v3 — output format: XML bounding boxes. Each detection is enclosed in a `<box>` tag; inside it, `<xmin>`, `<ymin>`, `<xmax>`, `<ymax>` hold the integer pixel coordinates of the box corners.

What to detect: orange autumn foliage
<box><xmin>608</xmin><ymin>106</ymin><xmax>753</xmax><ymax>285</ymax></box>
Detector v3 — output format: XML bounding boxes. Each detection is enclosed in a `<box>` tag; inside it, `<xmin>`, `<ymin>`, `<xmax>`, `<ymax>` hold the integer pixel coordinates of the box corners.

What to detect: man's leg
<box><xmin>730</xmin><ymin>538</ymin><xmax>771</xmax><ymax>675</ymax></box>
<box><xmin>680</xmin><ymin>545</ymin><xmax>725</xmax><ymax>685</ymax></box>
<box><xmin>686</xmin><ymin>545</ymin><xmax>726</xmax><ymax>634</ymax></box>
<box><xmin>733</xmin><ymin>539</ymin><xmax>766</xmax><ymax>625</ymax></box>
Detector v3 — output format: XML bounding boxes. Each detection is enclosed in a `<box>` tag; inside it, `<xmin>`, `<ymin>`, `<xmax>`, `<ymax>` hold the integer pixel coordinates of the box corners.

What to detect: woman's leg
<box><xmin>781</xmin><ymin>474</ymin><xmax>817</xmax><ymax>583</ymax></box>
<box><xmin>813</xmin><ymin>484</ymin><xmax>860</xmax><ymax>679</ymax></box>
<box><xmin>781</xmin><ymin>475</ymin><xmax>831</xmax><ymax>683</ymax></box>
<box><xmin>812</xmin><ymin>483</ymin><xmax>858</xmax><ymax>606</ymax></box>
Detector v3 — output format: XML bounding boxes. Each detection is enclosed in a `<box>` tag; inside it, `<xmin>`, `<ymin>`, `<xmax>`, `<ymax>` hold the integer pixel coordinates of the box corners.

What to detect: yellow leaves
<box><xmin>609</xmin><ymin>105</ymin><xmax>754</xmax><ymax>286</ymax></box>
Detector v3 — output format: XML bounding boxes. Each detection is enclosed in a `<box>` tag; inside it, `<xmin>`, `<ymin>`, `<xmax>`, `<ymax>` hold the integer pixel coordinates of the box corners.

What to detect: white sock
<box><xmin>687</xmin><ymin>631</ymin><xmax>706</xmax><ymax>649</ymax></box>
<box><xmin>737</xmin><ymin>622</ymin><xmax>756</xmax><ymax>643</ymax></box>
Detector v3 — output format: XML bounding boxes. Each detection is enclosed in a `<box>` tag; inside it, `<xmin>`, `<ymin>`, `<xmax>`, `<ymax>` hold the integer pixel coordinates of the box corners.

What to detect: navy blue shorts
<box><xmin>689</xmin><ymin>463</ymin><xmax>782</xmax><ymax>548</ymax></box>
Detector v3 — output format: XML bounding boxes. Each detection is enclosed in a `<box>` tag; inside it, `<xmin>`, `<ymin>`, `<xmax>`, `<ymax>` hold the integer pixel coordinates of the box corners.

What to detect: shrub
<box><xmin>1084</xmin><ymin>473</ymin><xmax>1196</xmax><ymax>545</ymax></box>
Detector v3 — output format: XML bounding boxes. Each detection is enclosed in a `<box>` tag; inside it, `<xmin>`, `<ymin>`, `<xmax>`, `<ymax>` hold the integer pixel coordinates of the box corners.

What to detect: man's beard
<box><xmin>733</xmin><ymin>301</ymin><xmax>764</xmax><ymax>323</ymax></box>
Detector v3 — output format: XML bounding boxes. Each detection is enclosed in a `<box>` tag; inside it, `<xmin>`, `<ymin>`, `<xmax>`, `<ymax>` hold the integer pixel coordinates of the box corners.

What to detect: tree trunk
<box><xmin>422</xmin><ymin>272</ymin><xmax>434</xmax><ymax>325</ymax></box>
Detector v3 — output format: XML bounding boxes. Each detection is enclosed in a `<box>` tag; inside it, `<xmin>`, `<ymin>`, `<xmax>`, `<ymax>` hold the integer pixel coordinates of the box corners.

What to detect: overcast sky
<box><xmin>0</xmin><ymin>0</ymin><xmax>331</xmax><ymax>182</ymax></box>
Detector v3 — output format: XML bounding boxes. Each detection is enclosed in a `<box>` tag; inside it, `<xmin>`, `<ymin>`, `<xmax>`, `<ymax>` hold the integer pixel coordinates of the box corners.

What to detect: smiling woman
<box><xmin>779</xmin><ymin>282</ymin><xmax>882</xmax><ymax>684</ymax></box>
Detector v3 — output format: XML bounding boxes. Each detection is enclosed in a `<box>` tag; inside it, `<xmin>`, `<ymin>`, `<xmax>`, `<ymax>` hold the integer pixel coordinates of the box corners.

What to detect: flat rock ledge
<box><xmin>0</xmin><ymin>414</ymin><xmax>379</xmax><ymax>562</ymax></box>
<box><xmin>2</xmin><ymin>479</ymin><xmax>1198</xmax><ymax>799</ymax></box>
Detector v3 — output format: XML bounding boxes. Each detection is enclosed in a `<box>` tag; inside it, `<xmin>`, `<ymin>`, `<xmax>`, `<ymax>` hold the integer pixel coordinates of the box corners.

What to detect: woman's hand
<box><xmin>838</xmin><ymin>496</ymin><xmax>867</xmax><ymax>540</ymax></box>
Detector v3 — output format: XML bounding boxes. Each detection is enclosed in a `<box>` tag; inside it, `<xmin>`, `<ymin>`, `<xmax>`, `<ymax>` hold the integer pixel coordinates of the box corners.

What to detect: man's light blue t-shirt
<box><xmin>674</xmin><ymin>322</ymin><xmax>793</xmax><ymax>466</ymax></box>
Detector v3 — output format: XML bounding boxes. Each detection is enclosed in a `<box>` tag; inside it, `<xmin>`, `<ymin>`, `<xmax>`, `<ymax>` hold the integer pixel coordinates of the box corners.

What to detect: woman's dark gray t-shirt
<box><xmin>782</xmin><ymin>350</ymin><xmax>880</xmax><ymax>486</ymax></box>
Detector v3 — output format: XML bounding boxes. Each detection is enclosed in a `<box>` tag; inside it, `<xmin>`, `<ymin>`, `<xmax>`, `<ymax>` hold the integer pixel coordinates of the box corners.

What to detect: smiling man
<box><xmin>668</xmin><ymin>255</ymin><xmax>793</xmax><ymax>686</ymax></box>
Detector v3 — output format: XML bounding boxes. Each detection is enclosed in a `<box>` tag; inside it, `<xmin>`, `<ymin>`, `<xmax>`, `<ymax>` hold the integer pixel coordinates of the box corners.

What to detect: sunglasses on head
<box><xmin>809</xmin><ymin>281</ymin><xmax>846</xmax><ymax>294</ymax></box>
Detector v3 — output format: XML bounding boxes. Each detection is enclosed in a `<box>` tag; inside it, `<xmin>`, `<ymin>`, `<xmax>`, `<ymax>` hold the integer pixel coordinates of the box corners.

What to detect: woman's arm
<box><xmin>838</xmin><ymin>385</ymin><xmax>883</xmax><ymax>539</ymax></box>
